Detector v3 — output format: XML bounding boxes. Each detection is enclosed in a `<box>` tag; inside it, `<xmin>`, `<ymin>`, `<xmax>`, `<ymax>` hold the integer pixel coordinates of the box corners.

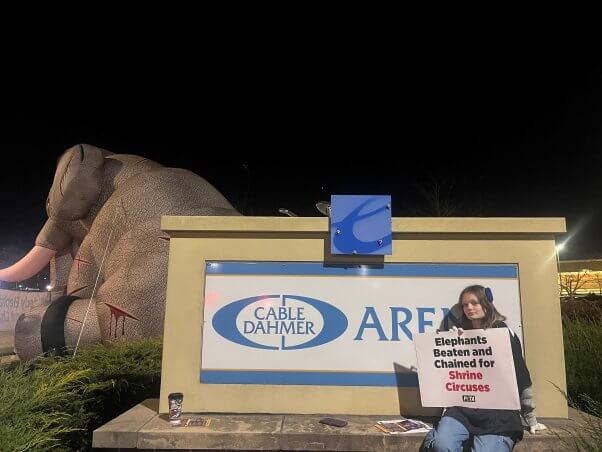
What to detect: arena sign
<box><xmin>200</xmin><ymin>261</ymin><xmax>522</xmax><ymax>387</ymax></box>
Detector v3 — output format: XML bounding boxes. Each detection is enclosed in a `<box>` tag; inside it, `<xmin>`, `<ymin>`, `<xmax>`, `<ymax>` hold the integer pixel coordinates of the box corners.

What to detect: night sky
<box><xmin>2</xmin><ymin>8</ymin><xmax>602</xmax><ymax>261</ymax></box>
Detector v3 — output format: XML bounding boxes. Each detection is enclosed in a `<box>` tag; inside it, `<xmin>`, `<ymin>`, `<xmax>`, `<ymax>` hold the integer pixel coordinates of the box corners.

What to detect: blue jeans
<box><xmin>422</xmin><ymin>416</ymin><xmax>515</xmax><ymax>452</ymax></box>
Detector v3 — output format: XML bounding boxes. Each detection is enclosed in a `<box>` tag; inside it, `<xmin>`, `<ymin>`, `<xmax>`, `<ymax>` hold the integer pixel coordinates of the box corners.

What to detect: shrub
<box><xmin>563</xmin><ymin>317</ymin><xmax>602</xmax><ymax>410</ymax></box>
<box><xmin>559</xmin><ymin>394</ymin><xmax>602</xmax><ymax>451</ymax></box>
<box><xmin>0</xmin><ymin>338</ymin><xmax>162</xmax><ymax>451</ymax></box>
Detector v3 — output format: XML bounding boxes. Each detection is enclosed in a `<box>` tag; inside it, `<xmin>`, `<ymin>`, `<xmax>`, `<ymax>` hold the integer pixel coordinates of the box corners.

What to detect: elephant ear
<box><xmin>47</xmin><ymin>144</ymin><xmax>107</xmax><ymax>220</ymax></box>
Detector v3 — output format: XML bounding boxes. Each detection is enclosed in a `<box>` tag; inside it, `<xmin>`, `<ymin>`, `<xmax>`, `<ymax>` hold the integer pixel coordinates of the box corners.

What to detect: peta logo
<box><xmin>462</xmin><ymin>395</ymin><xmax>476</xmax><ymax>403</ymax></box>
<box><xmin>212</xmin><ymin>295</ymin><xmax>348</xmax><ymax>350</ymax></box>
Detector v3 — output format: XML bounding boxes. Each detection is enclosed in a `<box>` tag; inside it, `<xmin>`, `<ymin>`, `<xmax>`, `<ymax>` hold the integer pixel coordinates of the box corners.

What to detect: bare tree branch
<box><xmin>559</xmin><ymin>270</ymin><xmax>590</xmax><ymax>299</ymax></box>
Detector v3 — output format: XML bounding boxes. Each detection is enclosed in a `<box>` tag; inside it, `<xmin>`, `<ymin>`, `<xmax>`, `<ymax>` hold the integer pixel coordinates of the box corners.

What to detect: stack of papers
<box><xmin>374</xmin><ymin>418</ymin><xmax>432</xmax><ymax>434</ymax></box>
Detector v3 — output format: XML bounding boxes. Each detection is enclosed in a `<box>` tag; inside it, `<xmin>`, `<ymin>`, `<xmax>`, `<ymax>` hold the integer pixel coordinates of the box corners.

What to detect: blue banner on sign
<box><xmin>205</xmin><ymin>262</ymin><xmax>519</xmax><ymax>278</ymax></box>
<box><xmin>330</xmin><ymin>195</ymin><xmax>392</xmax><ymax>255</ymax></box>
<box><xmin>201</xmin><ymin>370</ymin><xmax>418</xmax><ymax>386</ymax></box>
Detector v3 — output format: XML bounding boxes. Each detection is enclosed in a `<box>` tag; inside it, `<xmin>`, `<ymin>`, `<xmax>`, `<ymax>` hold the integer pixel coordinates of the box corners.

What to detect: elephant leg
<box><xmin>66</xmin><ymin>241</ymin><xmax>100</xmax><ymax>300</ymax></box>
<box><xmin>63</xmin><ymin>297</ymin><xmax>102</xmax><ymax>351</ymax></box>
<box><xmin>16</xmin><ymin>220</ymin><xmax>170</xmax><ymax>356</ymax></box>
<box><xmin>14</xmin><ymin>296</ymin><xmax>101</xmax><ymax>360</ymax></box>
<box><xmin>14</xmin><ymin>239</ymin><xmax>102</xmax><ymax>359</ymax></box>
<box><xmin>49</xmin><ymin>248</ymin><xmax>75</xmax><ymax>292</ymax></box>
<box><xmin>95</xmin><ymin>247</ymin><xmax>168</xmax><ymax>343</ymax></box>
<box><xmin>13</xmin><ymin>240</ymin><xmax>100</xmax><ymax>360</ymax></box>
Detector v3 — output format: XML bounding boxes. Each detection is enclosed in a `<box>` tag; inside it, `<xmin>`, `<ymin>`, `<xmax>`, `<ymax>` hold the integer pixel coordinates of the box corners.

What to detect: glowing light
<box><xmin>204</xmin><ymin>291</ymin><xmax>219</xmax><ymax>306</ymax></box>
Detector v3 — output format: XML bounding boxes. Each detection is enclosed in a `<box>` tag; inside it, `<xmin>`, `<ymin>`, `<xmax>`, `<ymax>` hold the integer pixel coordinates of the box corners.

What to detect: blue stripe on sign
<box><xmin>205</xmin><ymin>261</ymin><xmax>517</xmax><ymax>278</ymax></box>
<box><xmin>200</xmin><ymin>370</ymin><xmax>419</xmax><ymax>387</ymax></box>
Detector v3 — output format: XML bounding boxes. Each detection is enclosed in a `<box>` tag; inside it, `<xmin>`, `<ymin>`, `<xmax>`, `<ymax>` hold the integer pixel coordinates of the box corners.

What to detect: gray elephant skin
<box><xmin>0</xmin><ymin>144</ymin><xmax>238</xmax><ymax>360</ymax></box>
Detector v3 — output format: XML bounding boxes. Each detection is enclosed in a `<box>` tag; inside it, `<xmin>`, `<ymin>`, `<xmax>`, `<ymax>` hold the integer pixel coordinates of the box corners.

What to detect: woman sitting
<box><xmin>422</xmin><ymin>285</ymin><xmax>547</xmax><ymax>451</ymax></box>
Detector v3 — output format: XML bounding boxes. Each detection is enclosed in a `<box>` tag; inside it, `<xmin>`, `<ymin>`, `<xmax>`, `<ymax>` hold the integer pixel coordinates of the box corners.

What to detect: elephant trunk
<box><xmin>0</xmin><ymin>246</ymin><xmax>57</xmax><ymax>282</ymax></box>
<box><xmin>0</xmin><ymin>217</ymin><xmax>72</xmax><ymax>283</ymax></box>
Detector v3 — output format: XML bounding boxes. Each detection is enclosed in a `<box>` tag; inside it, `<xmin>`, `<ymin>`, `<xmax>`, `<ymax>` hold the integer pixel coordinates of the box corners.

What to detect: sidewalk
<box><xmin>93</xmin><ymin>399</ymin><xmax>592</xmax><ymax>451</ymax></box>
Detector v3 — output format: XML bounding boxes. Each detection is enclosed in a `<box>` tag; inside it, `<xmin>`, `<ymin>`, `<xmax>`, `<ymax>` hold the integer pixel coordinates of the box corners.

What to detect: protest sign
<box><xmin>414</xmin><ymin>329</ymin><xmax>520</xmax><ymax>409</ymax></box>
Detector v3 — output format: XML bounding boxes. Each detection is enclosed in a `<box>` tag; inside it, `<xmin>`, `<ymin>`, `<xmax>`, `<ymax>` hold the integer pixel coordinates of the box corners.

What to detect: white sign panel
<box><xmin>201</xmin><ymin>262</ymin><xmax>522</xmax><ymax>387</ymax></box>
<box><xmin>414</xmin><ymin>329</ymin><xmax>520</xmax><ymax>409</ymax></box>
<box><xmin>0</xmin><ymin>289</ymin><xmax>53</xmax><ymax>331</ymax></box>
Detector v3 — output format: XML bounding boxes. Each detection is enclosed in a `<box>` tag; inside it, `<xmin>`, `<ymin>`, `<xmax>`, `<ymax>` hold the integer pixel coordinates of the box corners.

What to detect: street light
<box><xmin>316</xmin><ymin>201</ymin><xmax>331</xmax><ymax>217</ymax></box>
<box><xmin>278</xmin><ymin>208</ymin><xmax>298</xmax><ymax>217</ymax></box>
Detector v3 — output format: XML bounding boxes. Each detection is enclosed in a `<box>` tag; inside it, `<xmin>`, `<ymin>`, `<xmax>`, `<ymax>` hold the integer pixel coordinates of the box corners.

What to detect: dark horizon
<box><xmin>0</xmin><ymin>141</ymin><xmax>595</xmax><ymax>260</ymax></box>
<box><xmin>2</xmin><ymin>8</ymin><xmax>602</xmax><ymax>261</ymax></box>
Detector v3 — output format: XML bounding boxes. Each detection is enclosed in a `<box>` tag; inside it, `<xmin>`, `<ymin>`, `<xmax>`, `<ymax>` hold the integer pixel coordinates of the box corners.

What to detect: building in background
<box><xmin>558</xmin><ymin>259</ymin><xmax>602</xmax><ymax>298</ymax></box>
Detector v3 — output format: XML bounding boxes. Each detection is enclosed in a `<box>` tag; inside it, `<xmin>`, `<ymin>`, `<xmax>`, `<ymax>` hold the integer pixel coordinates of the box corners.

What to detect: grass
<box><xmin>562</xmin><ymin>306</ymin><xmax>602</xmax><ymax>410</ymax></box>
<box><xmin>559</xmin><ymin>302</ymin><xmax>602</xmax><ymax>451</ymax></box>
<box><xmin>557</xmin><ymin>394</ymin><xmax>602</xmax><ymax>452</ymax></box>
<box><xmin>0</xmin><ymin>338</ymin><xmax>162</xmax><ymax>451</ymax></box>
<box><xmin>0</xmin><ymin>365</ymin><xmax>84</xmax><ymax>452</ymax></box>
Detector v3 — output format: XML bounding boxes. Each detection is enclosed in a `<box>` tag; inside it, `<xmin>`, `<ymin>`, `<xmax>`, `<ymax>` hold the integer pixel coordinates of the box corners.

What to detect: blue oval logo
<box><xmin>212</xmin><ymin>294</ymin><xmax>348</xmax><ymax>350</ymax></box>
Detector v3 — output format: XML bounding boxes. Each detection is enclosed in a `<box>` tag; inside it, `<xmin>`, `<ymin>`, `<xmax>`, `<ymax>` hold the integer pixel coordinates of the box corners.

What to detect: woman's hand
<box><xmin>451</xmin><ymin>326</ymin><xmax>464</xmax><ymax>336</ymax></box>
<box><xmin>529</xmin><ymin>422</ymin><xmax>547</xmax><ymax>434</ymax></box>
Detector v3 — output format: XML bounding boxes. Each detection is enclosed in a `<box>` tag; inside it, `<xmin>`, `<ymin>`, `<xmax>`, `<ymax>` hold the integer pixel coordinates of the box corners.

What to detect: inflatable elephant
<box><xmin>0</xmin><ymin>144</ymin><xmax>239</xmax><ymax>360</ymax></box>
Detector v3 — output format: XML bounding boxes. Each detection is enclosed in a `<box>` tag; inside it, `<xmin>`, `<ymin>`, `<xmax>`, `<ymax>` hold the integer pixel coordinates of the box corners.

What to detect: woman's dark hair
<box><xmin>457</xmin><ymin>285</ymin><xmax>506</xmax><ymax>329</ymax></box>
